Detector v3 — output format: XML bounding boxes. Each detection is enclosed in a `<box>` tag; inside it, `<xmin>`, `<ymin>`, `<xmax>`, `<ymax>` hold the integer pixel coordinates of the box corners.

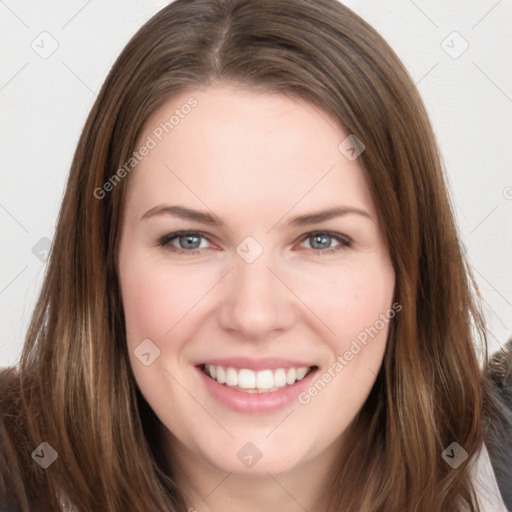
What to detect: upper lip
<box><xmin>196</xmin><ymin>357</ymin><xmax>317</xmax><ymax>371</ymax></box>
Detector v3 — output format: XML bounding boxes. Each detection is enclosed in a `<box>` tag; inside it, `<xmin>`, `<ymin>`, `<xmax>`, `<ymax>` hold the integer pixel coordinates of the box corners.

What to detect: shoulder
<box><xmin>0</xmin><ymin>367</ymin><xmax>38</xmax><ymax>511</ymax></box>
<box><xmin>0</xmin><ymin>368</ymin><xmax>69</xmax><ymax>512</ymax></box>
<box><xmin>484</xmin><ymin>338</ymin><xmax>512</xmax><ymax>510</ymax></box>
<box><xmin>0</xmin><ymin>366</ymin><xmax>22</xmax><ymax>510</ymax></box>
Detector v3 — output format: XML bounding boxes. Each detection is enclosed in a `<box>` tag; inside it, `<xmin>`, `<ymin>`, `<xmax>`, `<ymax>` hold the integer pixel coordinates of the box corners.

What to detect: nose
<box><xmin>217</xmin><ymin>251</ymin><xmax>298</xmax><ymax>341</ymax></box>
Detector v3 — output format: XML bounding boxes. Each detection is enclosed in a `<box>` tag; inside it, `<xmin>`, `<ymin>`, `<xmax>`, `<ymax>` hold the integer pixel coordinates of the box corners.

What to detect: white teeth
<box><xmin>296</xmin><ymin>367</ymin><xmax>308</xmax><ymax>380</ymax></box>
<box><xmin>226</xmin><ymin>367</ymin><xmax>238</xmax><ymax>387</ymax></box>
<box><xmin>256</xmin><ymin>370</ymin><xmax>274</xmax><ymax>389</ymax></box>
<box><xmin>216</xmin><ymin>366</ymin><xmax>226</xmax><ymax>384</ymax></box>
<box><xmin>238</xmin><ymin>369</ymin><xmax>256</xmax><ymax>389</ymax></box>
<box><xmin>203</xmin><ymin>364</ymin><xmax>312</xmax><ymax>392</ymax></box>
<box><xmin>274</xmin><ymin>368</ymin><xmax>287</xmax><ymax>387</ymax></box>
<box><xmin>286</xmin><ymin>368</ymin><xmax>297</xmax><ymax>385</ymax></box>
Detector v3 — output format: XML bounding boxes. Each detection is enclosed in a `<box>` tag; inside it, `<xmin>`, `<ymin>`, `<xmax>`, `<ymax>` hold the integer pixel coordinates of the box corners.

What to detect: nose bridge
<box><xmin>234</xmin><ymin>251</ymin><xmax>275</xmax><ymax>300</ymax></box>
<box><xmin>218</xmin><ymin>242</ymin><xmax>296</xmax><ymax>338</ymax></box>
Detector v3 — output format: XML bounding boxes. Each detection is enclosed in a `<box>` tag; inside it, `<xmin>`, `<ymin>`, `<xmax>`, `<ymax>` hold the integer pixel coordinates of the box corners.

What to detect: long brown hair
<box><xmin>0</xmin><ymin>0</ymin><xmax>489</xmax><ymax>510</ymax></box>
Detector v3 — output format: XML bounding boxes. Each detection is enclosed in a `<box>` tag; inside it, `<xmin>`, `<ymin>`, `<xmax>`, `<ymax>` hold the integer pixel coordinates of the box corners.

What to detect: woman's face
<box><xmin>118</xmin><ymin>84</ymin><xmax>395</xmax><ymax>476</ymax></box>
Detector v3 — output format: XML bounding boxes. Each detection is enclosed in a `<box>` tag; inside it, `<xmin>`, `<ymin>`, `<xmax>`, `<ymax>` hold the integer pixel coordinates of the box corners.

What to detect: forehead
<box><xmin>126</xmin><ymin>85</ymin><xmax>376</xmax><ymax>223</ymax></box>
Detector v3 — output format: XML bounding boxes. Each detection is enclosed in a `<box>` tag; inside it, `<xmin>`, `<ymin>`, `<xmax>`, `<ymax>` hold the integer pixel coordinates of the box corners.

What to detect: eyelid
<box><xmin>294</xmin><ymin>230</ymin><xmax>352</xmax><ymax>246</ymax></box>
<box><xmin>157</xmin><ymin>230</ymin><xmax>352</xmax><ymax>254</ymax></box>
<box><xmin>157</xmin><ymin>230</ymin><xmax>217</xmax><ymax>250</ymax></box>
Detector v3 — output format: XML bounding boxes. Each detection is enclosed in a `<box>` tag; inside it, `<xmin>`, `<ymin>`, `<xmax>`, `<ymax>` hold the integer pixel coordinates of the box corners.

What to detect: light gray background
<box><xmin>1</xmin><ymin>0</ymin><xmax>511</xmax><ymax>368</ymax></box>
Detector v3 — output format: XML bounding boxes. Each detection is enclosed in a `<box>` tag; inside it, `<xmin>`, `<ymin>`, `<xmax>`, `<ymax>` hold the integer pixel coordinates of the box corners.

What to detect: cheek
<box><xmin>294</xmin><ymin>259</ymin><xmax>395</xmax><ymax>428</ymax></box>
<box><xmin>120</xmin><ymin>252</ymin><xmax>208</xmax><ymax>344</ymax></box>
<box><xmin>118</xmin><ymin>250</ymin><xmax>208</xmax><ymax>416</ymax></box>
<box><xmin>292</xmin><ymin>256</ymin><xmax>395</xmax><ymax>345</ymax></box>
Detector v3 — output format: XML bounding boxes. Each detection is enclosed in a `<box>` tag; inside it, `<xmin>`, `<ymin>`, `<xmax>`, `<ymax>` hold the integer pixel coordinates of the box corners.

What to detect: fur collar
<box><xmin>485</xmin><ymin>338</ymin><xmax>512</xmax><ymax>510</ymax></box>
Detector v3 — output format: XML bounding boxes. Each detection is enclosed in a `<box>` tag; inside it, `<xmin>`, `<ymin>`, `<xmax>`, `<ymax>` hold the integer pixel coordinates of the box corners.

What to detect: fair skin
<box><xmin>118</xmin><ymin>84</ymin><xmax>395</xmax><ymax>512</ymax></box>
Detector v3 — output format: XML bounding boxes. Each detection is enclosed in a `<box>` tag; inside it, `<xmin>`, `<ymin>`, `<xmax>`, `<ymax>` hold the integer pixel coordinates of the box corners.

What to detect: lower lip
<box><xmin>196</xmin><ymin>366</ymin><xmax>318</xmax><ymax>414</ymax></box>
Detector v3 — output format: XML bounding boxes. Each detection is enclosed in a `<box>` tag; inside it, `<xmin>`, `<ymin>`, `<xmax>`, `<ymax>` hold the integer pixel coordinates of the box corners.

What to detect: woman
<box><xmin>0</xmin><ymin>0</ymin><xmax>510</xmax><ymax>510</ymax></box>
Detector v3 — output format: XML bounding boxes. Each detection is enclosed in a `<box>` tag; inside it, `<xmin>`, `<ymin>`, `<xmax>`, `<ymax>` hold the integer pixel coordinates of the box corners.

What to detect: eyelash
<box><xmin>156</xmin><ymin>230</ymin><xmax>352</xmax><ymax>256</ymax></box>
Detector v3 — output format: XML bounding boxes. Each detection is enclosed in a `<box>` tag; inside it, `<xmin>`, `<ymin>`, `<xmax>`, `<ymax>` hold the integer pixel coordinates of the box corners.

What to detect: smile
<box><xmin>201</xmin><ymin>364</ymin><xmax>314</xmax><ymax>393</ymax></box>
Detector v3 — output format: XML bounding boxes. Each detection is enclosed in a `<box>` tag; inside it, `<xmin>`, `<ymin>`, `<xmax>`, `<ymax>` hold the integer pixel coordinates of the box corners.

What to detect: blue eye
<box><xmin>157</xmin><ymin>231</ymin><xmax>351</xmax><ymax>256</ymax></box>
<box><xmin>299</xmin><ymin>231</ymin><xmax>352</xmax><ymax>255</ymax></box>
<box><xmin>157</xmin><ymin>231</ymin><xmax>210</xmax><ymax>254</ymax></box>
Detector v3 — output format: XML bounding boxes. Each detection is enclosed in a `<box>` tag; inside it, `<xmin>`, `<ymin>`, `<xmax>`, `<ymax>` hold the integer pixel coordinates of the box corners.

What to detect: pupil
<box><xmin>181</xmin><ymin>234</ymin><xmax>200</xmax><ymax>249</ymax></box>
<box><xmin>312</xmin><ymin>234</ymin><xmax>330</xmax><ymax>249</ymax></box>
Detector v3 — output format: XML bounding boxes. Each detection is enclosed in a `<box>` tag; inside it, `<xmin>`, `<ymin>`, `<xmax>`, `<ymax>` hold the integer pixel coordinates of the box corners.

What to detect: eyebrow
<box><xmin>141</xmin><ymin>205</ymin><xmax>224</xmax><ymax>226</ymax></box>
<box><xmin>286</xmin><ymin>206</ymin><xmax>374</xmax><ymax>226</ymax></box>
<box><xmin>141</xmin><ymin>204</ymin><xmax>374</xmax><ymax>227</ymax></box>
